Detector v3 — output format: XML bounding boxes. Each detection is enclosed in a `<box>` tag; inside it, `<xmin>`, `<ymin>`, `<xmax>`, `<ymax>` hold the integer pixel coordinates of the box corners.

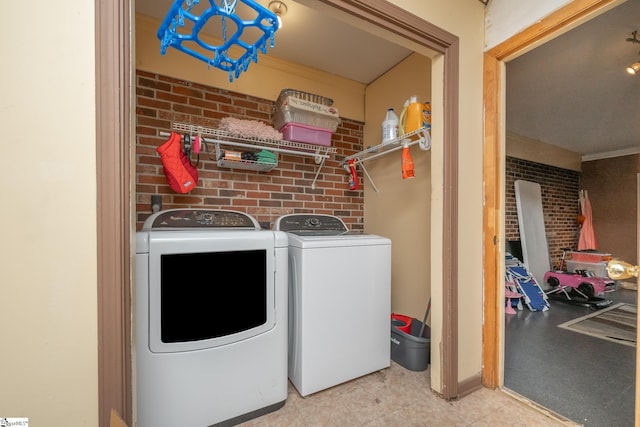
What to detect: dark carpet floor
<box><xmin>505</xmin><ymin>287</ymin><xmax>636</xmax><ymax>427</ymax></box>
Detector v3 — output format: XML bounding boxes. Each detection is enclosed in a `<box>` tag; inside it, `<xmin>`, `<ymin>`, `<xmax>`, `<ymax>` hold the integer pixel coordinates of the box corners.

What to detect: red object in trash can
<box><xmin>391</xmin><ymin>313</ymin><xmax>413</xmax><ymax>333</ymax></box>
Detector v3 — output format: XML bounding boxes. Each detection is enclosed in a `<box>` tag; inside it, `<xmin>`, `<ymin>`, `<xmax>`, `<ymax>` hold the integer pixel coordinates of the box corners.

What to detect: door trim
<box><xmin>482</xmin><ymin>0</ymin><xmax>620</xmax><ymax>389</ymax></box>
<box><xmin>96</xmin><ymin>0</ymin><xmax>132</xmax><ymax>425</ymax></box>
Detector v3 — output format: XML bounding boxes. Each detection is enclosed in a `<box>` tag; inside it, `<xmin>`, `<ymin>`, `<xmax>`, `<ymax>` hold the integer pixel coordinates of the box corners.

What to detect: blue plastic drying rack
<box><xmin>158</xmin><ymin>0</ymin><xmax>280</xmax><ymax>82</ymax></box>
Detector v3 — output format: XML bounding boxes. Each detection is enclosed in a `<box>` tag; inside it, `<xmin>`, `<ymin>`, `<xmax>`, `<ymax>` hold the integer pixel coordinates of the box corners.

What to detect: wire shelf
<box><xmin>172</xmin><ymin>122</ymin><xmax>337</xmax><ymax>158</ymax></box>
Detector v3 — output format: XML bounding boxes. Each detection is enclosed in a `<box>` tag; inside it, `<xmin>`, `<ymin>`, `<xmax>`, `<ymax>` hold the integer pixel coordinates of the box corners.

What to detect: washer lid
<box><xmin>286</xmin><ymin>232</ymin><xmax>391</xmax><ymax>249</ymax></box>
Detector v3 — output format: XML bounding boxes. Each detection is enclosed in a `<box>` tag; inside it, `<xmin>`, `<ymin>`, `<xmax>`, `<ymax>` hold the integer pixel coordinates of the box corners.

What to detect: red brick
<box><xmin>135</xmin><ymin>71</ymin><xmax>364</xmax><ymax>230</ymax></box>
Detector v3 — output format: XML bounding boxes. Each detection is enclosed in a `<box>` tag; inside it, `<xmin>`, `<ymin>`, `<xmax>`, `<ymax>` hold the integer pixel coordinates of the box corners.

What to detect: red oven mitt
<box><xmin>156</xmin><ymin>132</ymin><xmax>198</xmax><ymax>194</ymax></box>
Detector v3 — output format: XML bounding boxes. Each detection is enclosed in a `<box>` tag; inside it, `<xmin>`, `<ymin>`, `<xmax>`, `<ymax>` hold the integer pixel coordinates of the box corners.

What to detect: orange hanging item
<box><xmin>156</xmin><ymin>132</ymin><xmax>199</xmax><ymax>194</ymax></box>
<box><xmin>578</xmin><ymin>190</ymin><xmax>597</xmax><ymax>250</ymax></box>
<box><xmin>401</xmin><ymin>142</ymin><xmax>415</xmax><ymax>179</ymax></box>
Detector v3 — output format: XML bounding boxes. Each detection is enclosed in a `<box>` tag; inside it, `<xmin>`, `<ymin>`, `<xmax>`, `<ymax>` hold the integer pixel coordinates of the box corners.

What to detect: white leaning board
<box><xmin>514</xmin><ymin>180</ymin><xmax>551</xmax><ymax>288</ymax></box>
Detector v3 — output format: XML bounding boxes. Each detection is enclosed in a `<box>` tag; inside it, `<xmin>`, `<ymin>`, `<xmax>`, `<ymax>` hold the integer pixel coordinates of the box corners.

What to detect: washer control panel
<box><xmin>275</xmin><ymin>214</ymin><xmax>348</xmax><ymax>234</ymax></box>
<box><xmin>144</xmin><ymin>209</ymin><xmax>259</xmax><ymax>229</ymax></box>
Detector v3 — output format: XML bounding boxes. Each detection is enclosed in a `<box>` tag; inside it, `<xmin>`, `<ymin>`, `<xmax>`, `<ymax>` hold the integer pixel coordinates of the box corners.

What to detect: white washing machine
<box><xmin>274</xmin><ymin>214</ymin><xmax>391</xmax><ymax>397</ymax></box>
<box><xmin>136</xmin><ymin>209</ymin><xmax>288</xmax><ymax>427</ymax></box>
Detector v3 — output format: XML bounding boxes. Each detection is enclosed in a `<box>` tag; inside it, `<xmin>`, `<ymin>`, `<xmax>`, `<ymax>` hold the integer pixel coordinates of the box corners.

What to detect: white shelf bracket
<box><xmin>310</xmin><ymin>156</ymin><xmax>327</xmax><ymax>190</ymax></box>
<box><xmin>359</xmin><ymin>162</ymin><xmax>379</xmax><ymax>193</ymax></box>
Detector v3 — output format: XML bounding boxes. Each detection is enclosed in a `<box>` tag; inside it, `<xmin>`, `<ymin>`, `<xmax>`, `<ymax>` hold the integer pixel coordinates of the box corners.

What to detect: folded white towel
<box><xmin>218</xmin><ymin>117</ymin><xmax>283</xmax><ymax>141</ymax></box>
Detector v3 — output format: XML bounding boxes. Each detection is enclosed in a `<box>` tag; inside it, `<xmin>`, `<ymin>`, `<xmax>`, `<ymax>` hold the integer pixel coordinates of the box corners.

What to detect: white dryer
<box><xmin>274</xmin><ymin>214</ymin><xmax>391</xmax><ymax>397</ymax></box>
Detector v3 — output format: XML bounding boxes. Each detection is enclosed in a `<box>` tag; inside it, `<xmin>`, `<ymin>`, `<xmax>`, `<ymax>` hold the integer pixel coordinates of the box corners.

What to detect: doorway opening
<box><xmin>97</xmin><ymin>1</ymin><xmax>462</xmax><ymax>425</ymax></box>
<box><xmin>483</xmin><ymin>0</ymin><xmax>636</xmax><ymax>425</ymax></box>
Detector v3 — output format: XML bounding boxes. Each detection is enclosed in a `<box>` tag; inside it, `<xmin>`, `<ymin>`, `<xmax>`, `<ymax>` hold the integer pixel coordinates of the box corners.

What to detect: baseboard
<box><xmin>457</xmin><ymin>372</ymin><xmax>483</xmax><ymax>398</ymax></box>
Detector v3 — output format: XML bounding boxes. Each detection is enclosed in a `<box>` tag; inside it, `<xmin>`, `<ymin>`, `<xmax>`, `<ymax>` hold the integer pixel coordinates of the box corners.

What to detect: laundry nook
<box><xmin>130</xmin><ymin>0</ymin><xmax>436</xmax><ymax>423</ymax></box>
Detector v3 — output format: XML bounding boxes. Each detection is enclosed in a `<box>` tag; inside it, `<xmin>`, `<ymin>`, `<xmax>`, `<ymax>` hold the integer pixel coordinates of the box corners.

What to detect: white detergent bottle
<box><xmin>382</xmin><ymin>108</ymin><xmax>399</xmax><ymax>143</ymax></box>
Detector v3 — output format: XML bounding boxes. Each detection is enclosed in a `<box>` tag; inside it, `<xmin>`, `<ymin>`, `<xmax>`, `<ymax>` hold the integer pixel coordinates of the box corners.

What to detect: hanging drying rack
<box><xmin>340</xmin><ymin>127</ymin><xmax>431</xmax><ymax>193</ymax></box>
<box><xmin>157</xmin><ymin>0</ymin><xmax>280</xmax><ymax>82</ymax></box>
<box><xmin>164</xmin><ymin>122</ymin><xmax>337</xmax><ymax>189</ymax></box>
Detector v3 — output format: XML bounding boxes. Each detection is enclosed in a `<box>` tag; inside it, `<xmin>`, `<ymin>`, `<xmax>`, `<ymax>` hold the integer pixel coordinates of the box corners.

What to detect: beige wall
<box><xmin>507</xmin><ymin>131</ymin><xmax>582</xmax><ymax>172</ymax></box>
<box><xmin>364</xmin><ymin>53</ymin><xmax>432</xmax><ymax>324</ymax></box>
<box><xmin>386</xmin><ymin>0</ymin><xmax>487</xmax><ymax>385</ymax></box>
<box><xmin>581</xmin><ymin>155</ymin><xmax>639</xmax><ymax>264</ymax></box>
<box><xmin>485</xmin><ymin>0</ymin><xmax>572</xmax><ymax>49</ymax></box>
<box><xmin>0</xmin><ymin>1</ymin><xmax>98</xmax><ymax>426</ymax></box>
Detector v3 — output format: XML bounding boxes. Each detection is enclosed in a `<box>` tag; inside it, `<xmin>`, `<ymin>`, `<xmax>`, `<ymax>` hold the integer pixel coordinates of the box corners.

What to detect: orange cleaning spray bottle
<box><xmin>401</xmin><ymin>141</ymin><xmax>415</xmax><ymax>179</ymax></box>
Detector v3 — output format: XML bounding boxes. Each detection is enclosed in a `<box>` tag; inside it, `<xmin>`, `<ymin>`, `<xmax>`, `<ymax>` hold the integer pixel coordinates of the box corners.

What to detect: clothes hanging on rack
<box><xmin>578</xmin><ymin>190</ymin><xmax>597</xmax><ymax>250</ymax></box>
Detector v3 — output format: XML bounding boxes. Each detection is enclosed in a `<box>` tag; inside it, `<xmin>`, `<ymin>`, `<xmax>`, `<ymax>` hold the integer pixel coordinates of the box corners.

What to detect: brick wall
<box><xmin>505</xmin><ymin>157</ymin><xmax>581</xmax><ymax>269</ymax></box>
<box><xmin>135</xmin><ymin>71</ymin><xmax>364</xmax><ymax>230</ymax></box>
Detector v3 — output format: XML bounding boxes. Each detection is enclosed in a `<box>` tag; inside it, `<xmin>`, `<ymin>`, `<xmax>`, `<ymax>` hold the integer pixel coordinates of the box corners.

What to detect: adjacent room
<box><xmin>502</xmin><ymin>1</ymin><xmax>640</xmax><ymax>425</ymax></box>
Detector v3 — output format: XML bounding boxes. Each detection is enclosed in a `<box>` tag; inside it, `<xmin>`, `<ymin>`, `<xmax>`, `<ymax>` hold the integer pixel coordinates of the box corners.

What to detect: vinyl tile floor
<box><xmin>239</xmin><ymin>288</ymin><xmax>637</xmax><ymax>427</ymax></box>
<box><xmin>239</xmin><ymin>361</ymin><xmax>574</xmax><ymax>427</ymax></box>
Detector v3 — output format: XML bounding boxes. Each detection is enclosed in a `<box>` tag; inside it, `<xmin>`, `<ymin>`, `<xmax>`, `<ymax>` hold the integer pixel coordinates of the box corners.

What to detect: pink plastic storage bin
<box><xmin>279</xmin><ymin>123</ymin><xmax>333</xmax><ymax>146</ymax></box>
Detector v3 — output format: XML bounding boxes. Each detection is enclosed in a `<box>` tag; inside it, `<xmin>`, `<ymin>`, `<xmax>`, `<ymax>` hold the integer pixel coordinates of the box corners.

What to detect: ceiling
<box><xmin>135</xmin><ymin>0</ymin><xmax>413</xmax><ymax>84</ymax></box>
<box><xmin>135</xmin><ymin>0</ymin><xmax>640</xmax><ymax>159</ymax></box>
<box><xmin>507</xmin><ymin>0</ymin><xmax>640</xmax><ymax>159</ymax></box>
